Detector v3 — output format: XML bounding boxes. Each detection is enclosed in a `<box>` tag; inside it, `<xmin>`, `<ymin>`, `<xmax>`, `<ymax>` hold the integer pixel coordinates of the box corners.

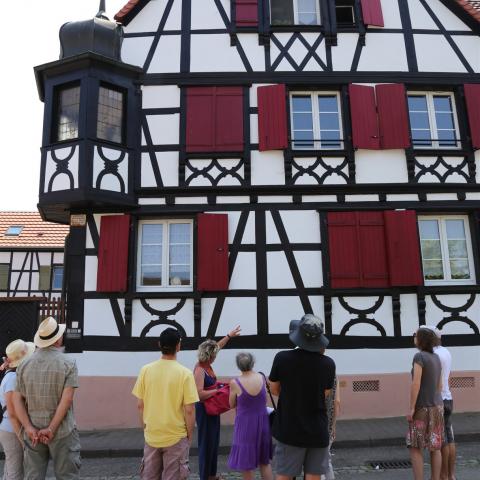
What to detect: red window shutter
<box><xmin>376</xmin><ymin>84</ymin><xmax>411</xmax><ymax>149</ymax></box>
<box><xmin>97</xmin><ymin>215</ymin><xmax>130</xmax><ymax>292</ymax></box>
<box><xmin>186</xmin><ymin>87</ymin><xmax>215</xmax><ymax>152</ymax></box>
<box><xmin>357</xmin><ymin>212</ymin><xmax>389</xmax><ymax>288</ymax></box>
<box><xmin>360</xmin><ymin>0</ymin><xmax>384</xmax><ymax>27</ymax></box>
<box><xmin>215</xmin><ymin>87</ymin><xmax>244</xmax><ymax>152</ymax></box>
<box><xmin>464</xmin><ymin>84</ymin><xmax>480</xmax><ymax>149</ymax></box>
<box><xmin>327</xmin><ymin>212</ymin><xmax>362</xmax><ymax>288</ymax></box>
<box><xmin>384</xmin><ymin>210</ymin><xmax>423</xmax><ymax>287</ymax></box>
<box><xmin>236</xmin><ymin>0</ymin><xmax>258</xmax><ymax>27</ymax></box>
<box><xmin>328</xmin><ymin>212</ymin><xmax>389</xmax><ymax>288</ymax></box>
<box><xmin>258</xmin><ymin>84</ymin><xmax>289</xmax><ymax>151</ymax></box>
<box><xmin>197</xmin><ymin>214</ymin><xmax>229</xmax><ymax>291</ymax></box>
<box><xmin>349</xmin><ymin>84</ymin><xmax>380</xmax><ymax>150</ymax></box>
<box><xmin>186</xmin><ymin>87</ymin><xmax>244</xmax><ymax>153</ymax></box>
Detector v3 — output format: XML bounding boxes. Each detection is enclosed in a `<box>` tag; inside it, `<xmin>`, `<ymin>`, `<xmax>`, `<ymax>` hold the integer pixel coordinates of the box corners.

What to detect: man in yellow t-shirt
<box><xmin>132</xmin><ymin>328</ymin><xmax>199</xmax><ymax>480</ymax></box>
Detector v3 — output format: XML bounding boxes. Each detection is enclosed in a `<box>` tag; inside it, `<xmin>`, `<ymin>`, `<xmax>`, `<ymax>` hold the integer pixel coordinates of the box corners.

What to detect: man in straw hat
<box><xmin>0</xmin><ymin>339</ymin><xmax>35</xmax><ymax>479</ymax></box>
<box><xmin>13</xmin><ymin>316</ymin><xmax>80</xmax><ymax>479</ymax></box>
<box><xmin>268</xmin><ymin>314</ymin><xmax>336</xmax><ymax>480</ymax></box>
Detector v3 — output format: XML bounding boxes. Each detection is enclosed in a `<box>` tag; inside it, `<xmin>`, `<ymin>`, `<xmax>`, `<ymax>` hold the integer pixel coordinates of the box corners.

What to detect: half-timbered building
<box><xmin>0</xmin><ymin>212</ymin><xmax>67</xmax><ymax>354</ymax></box>
<box><xmin>34</xmin><ymin>0</ymin><xmax>480</xmax><ymax>428</ymax></box>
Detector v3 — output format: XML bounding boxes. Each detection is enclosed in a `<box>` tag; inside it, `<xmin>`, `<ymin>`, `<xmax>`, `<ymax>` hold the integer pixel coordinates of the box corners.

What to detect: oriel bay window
<box><xmin>290</xmin><ymin>92</ymin><xmax>343</xmax><ymax>149</ymax></box>
<box><xmin>418</xmin><ymin>216</ymin><xmax>475</xmax><ymax>285</ymax></box>
<box><xmin>271</xmin><ymin>0</ymin><xmax>321</xmax><ymax>25</ymax></box>
<box><xmin>137</xmin><ymin>220</ymin><xmax>193</xmax><ymax>291</ymax></box>
<box><xmin>407</xmin><ymin>93</ymin><xmax>460</xmax><ymax>149</ymax></box>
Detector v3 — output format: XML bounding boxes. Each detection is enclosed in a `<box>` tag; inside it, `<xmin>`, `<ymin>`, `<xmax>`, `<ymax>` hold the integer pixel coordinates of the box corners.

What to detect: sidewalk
<box><xmin>77</xmin><ymin>412</ymin><xmax>480</xmax><ymax>458</ymax></box>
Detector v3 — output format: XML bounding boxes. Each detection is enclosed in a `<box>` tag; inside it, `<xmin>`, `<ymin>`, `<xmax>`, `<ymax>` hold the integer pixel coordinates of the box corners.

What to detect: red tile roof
<box><xmin>115</xmin><ymin>0</ymin><xmax>480</xmax><ymax>24</ymax></box>
<box><xmin>114</xmin><ymin>0</ymin><xmax>143</xmax><ymax>23</ymax></box>
<box><xmin>456</xmin><ymin>0</ymin><xmax>480</xmax><ymax>21</ymax></box>
<box><xmin>0</xmin><ymin>212</ymin><xmax>68</xmax><ymax>249</ymax></box>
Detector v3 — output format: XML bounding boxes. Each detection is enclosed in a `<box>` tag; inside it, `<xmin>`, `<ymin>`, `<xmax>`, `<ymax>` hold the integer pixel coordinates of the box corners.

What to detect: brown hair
<box><xmin>415</xmin><ymin>327</ymin><xmax>437</xmax><ymax>353</ymax></box>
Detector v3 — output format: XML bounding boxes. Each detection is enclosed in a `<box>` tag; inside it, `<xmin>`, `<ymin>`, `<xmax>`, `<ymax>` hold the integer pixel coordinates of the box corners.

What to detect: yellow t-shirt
<box><xmin>132</xmin><ymin>359</ymin><xmax>199</xmax><ymax>448</ymax></box>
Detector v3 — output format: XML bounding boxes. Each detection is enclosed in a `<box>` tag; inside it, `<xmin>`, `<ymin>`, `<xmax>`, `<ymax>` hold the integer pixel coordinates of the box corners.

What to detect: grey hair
<box><xmin>236</xmin><ymin>352</ymin><xmax>255</xmax><ymax>372</ymax></box>
<box><xmin>197</xmin><ymin>340</ymin><xmax>219</xmax><ymax>363</ymax></box>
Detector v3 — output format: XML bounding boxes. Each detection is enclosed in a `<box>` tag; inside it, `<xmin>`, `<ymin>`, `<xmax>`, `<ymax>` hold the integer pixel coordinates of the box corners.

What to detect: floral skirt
<box><xmin>406</xmin><ymin>405</ymin><xmax>444</xmax><ymax>451</ymax></box>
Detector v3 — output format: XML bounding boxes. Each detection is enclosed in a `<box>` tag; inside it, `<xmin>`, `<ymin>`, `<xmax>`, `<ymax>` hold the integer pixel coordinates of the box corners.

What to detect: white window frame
<box><xmin>270</xmin><ymin>0</ymin><xmax>321</xmax><ymax>26</ymax></box>
<box><xmin>289</xmin><ymin>91</ymin><xmax>344</xmax><ymax>150</ymax></box>
<box><xmin>408</xmin><ymin>91</ymin><xmax>461</xmax><ymax>150</ymax></box>
<box><xmin>137</xmin><ymin>219</ymin><xmax>194</xmax><ymax>292</ymax></box>
<box><xmin>418</xmin><ymin>215</ymin><xmax>475</xmax><ymax>286</ymax></box>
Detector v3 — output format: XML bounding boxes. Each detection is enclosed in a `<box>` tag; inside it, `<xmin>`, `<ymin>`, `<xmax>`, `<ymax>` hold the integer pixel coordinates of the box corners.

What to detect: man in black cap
<box><xmin>269</xmin><ymin>314</ymin><xmax>336</xmax><ymax>480</ymax></box>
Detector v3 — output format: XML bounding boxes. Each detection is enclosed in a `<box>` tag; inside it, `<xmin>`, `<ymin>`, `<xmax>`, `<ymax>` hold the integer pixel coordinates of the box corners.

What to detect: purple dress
<box><xmin>228</xmin><ymin>375</ymin><xmax>273</xmax><ymax>471</ymax></box>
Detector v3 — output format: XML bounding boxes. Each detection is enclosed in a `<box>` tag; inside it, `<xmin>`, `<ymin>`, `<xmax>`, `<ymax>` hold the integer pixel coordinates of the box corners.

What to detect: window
<box><xmin>4</xmin><ymin>226</ymin><xmax>23</xmax><ymax>236</ymax></box>
<box><xmin>52</xmin><ymin>266</ymin><xmax>64</xmax><ymax>290</ymax></box>
<box><xmin>407</xmin><ymin>93</ymin><xmax>460</xmax><ymax>149</ymax></box>
<box><xmin>419</xmin><ymin>216</ymin><xmax>475</xmax><ymax>285</ymax></box>
<box><xmin>290</xmin><ymin>92</ymin><xmax>343</xmax><ymax>149</ymax></box>
<box><xmin>137</xmin><ymin>220</ymin><xmax>193</xmax><ymax>290</ymax></box>
<box><xmin>39</xmin><ymin>266</ymin><xmax>51</xmax><ymax>291</ymax></box>
<box><xmin>97</xmin><ymin>86</ymin><xmax>125</xmax><ymax>144</ymax></box>
<box><xmin>271</xmin><ymin>0</ymin><xmax>320</xmax><ymax>25</ymax></box>
<box><xmin>0</xmin><ymin>264</ymin><xmax>9</xmax><ymax>290</ymax></box>
<box><xmin>336</xmin><ymin>3</ymin><xmax>355</xmax><ymax>26</ymax></box>
<box><xmin>54</xmin><ymin>85</ymin><xmax>81</xmax><ymax>142</ymax></box>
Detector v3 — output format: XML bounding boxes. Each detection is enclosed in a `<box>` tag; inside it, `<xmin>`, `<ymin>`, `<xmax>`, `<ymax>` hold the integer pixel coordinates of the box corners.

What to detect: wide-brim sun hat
<box><xmin>289</xmin><ymin>313</ymin><xmax>329</xmax><ymax>352</ymax></box>
<box><xmin>34</xmin><ymin>316</ymin><xmax>66</xmax><ymax>348</ymax></box>
<box><xmin>6</xmin><ymin>340</ymin><xmax>36</xmax><ymax>368</ymax></box>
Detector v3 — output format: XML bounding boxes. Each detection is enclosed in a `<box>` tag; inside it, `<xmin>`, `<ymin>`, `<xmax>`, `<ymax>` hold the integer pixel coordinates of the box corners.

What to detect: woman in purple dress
<box><xmin>228</xmin><ymin>352</ymin><xmax>273</xmax><ymax>480</ymax></box>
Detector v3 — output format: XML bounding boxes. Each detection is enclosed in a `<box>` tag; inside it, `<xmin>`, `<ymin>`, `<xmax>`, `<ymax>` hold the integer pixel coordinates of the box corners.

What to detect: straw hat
<box><xmin>34</xmin><ymin>316</ymin><xmax>66</xmax><ymax>348</ymax></box>
<box><xmin>6</xmin><ymin>340</ymin><xmax>36</xmax><ymax>368</ymax></box>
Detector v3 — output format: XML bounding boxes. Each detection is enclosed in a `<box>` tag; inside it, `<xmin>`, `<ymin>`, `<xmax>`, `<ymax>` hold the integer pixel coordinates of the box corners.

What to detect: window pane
<box><xmin>411</xmin><ymin>129</ymin><xmax>432</xmax><ymax>147</ymax></box>
<box><xmin>293</xmin><ymin>112</ymin><xmax>314</xmax><ymax>130</ymax></box>
<box><xmin>0</xmin><ymin>264</ymin><xmax>9</xmax><ymax>290</ymax></box>
<box><xmin>39</xmin><ymin>266</ymin><xmax>52</xmax><ymax>291</ymax></box>
<box><xmin>435</xmin><ymin>112</ymin><xmax>455</xmax><ymax>130</ymax></box>
<box><xmin>318</xmin><ymin>96</ymin><xmax>338</xmax><ymax>113</ymax></box>
<box><xmin>408</xmin><ymin>96</ymin><xmax>428</xmax><ymax>111</ymax></box>
<box><xmin>292</xmin><ymin>130</ymin><xmax>314</xmax><ymax>148</ymax></box>
<box><xmin>56</xmin><ymin>86</ymin><xmax>80</xmax><ymax>142</ymax></box>
<box><xmin>450</xmin><ymin>260</ymin><xmax>470</xmax><ymax>279</ymax></box>
<box><xmin>97</xmin><ymin>86</ymin><xmax>124</xmax><ymax>144</ymax></box>
<box><xmin>319</xmin><ymin>112</ymin><xmax>340</xmax><ymax>130</ymax></box>
<box><xmin>320</xmin><ymin>130</ymin><xmax>341</xmax><ymax>148</ymax></box>
<box><xmin>52</xmin><ymin>267</ymin><xmax>64</xmax><ymax>290</ymax></box>
<box><xmin>448</xmin><ymin>239</ymin><xmax>468</xmax><ymax>259</ymax></box>
<box><xmin>438</xmin><ymin>129</ymin><xmax>457</xmax><ymax>147</ymax></box>
<box><xmin>409</xmin><ymin>112</ymin><xmax>430</xmax><ymax>130</ymax></box>
<box><xmin>292</xmin><ymin>96</ymin><xmax>314</xmax><ymax>148</ymax></box>
<box><xmin>297</xmin><ymin>0</ymin><xmax>318</xmax><ymax>24</ymax></box>
<box><xmin>445</xmin><ymin>219</ymin><xmax>466</xmax><ymax>239</ymax></box>
<box><xmin>420</xmin><ymin>239</ymin><xmax>443</xmax><ymax>260</ymax></box>
<box><xmin>336</xmin><ymin>5</ymin><xmax>355</xmax><ymax>24</ymax></box>
<box><xmin>141</xmin><ymin>224</ymin><xmax>163</xmax><ymax>286</ymax></box>
<box><xmin>271</xmin><ymin>0</ymin><xmax>294</xmax><ymax>25</ymax></box>
<box><xmin>141</xmin><ymin>266</ymin><xmax>162</xmax><ymax>286</ymax></box>
<box><xmin>419</xmin><ymin>220</ymin><xmax>440</xmax><ymax>240</ymax></box>
<box><xmin>423</xmin><ymin>260</ymin><xmax>445</xmax><ymax>280</ymax></box>
<box><xmin>292</xmin><ymin>96</ymin><xmax>312</xmax><ymax>111</ymax></box>
<box><xmin>169</xmin><ymin>224</ymin><xmax>191</xmax><ymax>286</ymax></box>
<box><xmin>433</xmin><ymin>96</ymin><xmax>453</xmax><ymax>112</ymax></box>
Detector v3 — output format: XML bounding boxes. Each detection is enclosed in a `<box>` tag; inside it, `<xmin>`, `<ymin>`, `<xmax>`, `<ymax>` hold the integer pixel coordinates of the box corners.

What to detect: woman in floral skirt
<box><xmin>407</xmin><ymin>326</ymin><xmax>444</xmax><ymax>480</ymax></box>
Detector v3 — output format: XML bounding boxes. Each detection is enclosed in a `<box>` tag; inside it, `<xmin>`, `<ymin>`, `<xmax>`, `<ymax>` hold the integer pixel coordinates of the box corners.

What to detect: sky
<box><xmin>0</xmin><ymin>0</ymin><xmax>127</xmax><ymax>211</ymax></box>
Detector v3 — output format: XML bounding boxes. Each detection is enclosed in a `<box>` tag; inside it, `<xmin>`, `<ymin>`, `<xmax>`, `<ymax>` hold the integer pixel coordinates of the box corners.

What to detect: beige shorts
<box><xmin>141</xmin><ymin>437</ymin><xmax>190</xmax><ymax>480</ymax></box>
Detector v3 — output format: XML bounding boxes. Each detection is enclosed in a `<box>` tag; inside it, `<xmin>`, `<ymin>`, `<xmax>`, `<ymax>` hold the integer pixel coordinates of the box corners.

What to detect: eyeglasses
<box><xmin>412</xmin><ymin>332</ymin><xmax>417</xmax><ymax>338</ymax></box>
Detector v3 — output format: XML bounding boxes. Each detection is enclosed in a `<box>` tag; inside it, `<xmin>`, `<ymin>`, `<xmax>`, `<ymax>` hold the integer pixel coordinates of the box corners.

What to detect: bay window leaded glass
<box><xmin>97</xmin><ymin>86</ymin><xmax>124</xmax><ymax>144</ymax></box>
<box><xmin>55</xmin><ymin>85</ymin><xmax>81</xmax><ymax>142</ymax></box>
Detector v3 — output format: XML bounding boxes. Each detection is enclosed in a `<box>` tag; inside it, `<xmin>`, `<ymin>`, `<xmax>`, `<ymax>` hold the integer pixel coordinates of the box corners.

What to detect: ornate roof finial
<box><xmin>96</xmin><ymin>0</ymin><xmax>107</xmax><ymax>19</ymax></box>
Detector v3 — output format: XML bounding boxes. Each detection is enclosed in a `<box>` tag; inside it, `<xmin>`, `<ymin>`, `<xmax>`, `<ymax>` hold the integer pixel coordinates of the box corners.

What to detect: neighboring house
<box><xmin>0</xmin><ymin>212</ymin><xmax>67</xmax><ymax>298</ymax></box>
<box><xmin>0</xmin><ymin>212</ymin><xmax>68</xmax><ymax>356</ymax></box>
<box><xmin>33</xmin><ymin>0</ymin><xmax>480</xmax><ymax>428</ymax></box>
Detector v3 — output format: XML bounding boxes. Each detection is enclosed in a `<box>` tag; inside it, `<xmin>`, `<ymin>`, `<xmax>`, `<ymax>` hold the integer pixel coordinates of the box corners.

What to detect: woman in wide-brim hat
<box><xmin>0</xmin><ymin>339</ymin><xmax>35</xmax><ymax>479</ymax></box>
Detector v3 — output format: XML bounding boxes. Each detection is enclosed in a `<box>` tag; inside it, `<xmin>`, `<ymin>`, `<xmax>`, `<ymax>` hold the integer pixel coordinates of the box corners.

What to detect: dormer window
<box><xmin>271</xmin><ymin>0</ymin><xmax>321</xmax><ymax>26</ymax></box>
<box><xmin>97</xmin><ymin>85</ymin><xmax>125</xmax><ymax>144</ymax></box>
<box><xmin>54</xmin><ymin>84</ymin><xmax>81</xmax><ymax>142</ymax></box>
<box><xmin>5</xmin><ymin>226</ymin><xmax>23</xmax><ymax>236</ymax></box>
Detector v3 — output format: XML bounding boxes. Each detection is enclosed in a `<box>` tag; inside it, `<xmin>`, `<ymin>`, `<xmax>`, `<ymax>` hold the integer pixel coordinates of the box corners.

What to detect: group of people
<box><xmin>0</xmin><ymin>314</ymin><xmax>457</xmax><ymax>480</ymax></box>
<box><xmin>0</xmin><ymin>316</ymin><xmax>80</xmax><ymax>479</ymax></box>
<box><xmin>133</xmin><ymin>314</ymin><xmax>338</xmax><ymax>480</ymax></box>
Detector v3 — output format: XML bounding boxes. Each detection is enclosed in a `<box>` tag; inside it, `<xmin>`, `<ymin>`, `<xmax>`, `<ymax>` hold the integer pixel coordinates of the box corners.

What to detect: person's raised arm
<box><xmin>217</xmin><ymin>325</ymin><xmax>241</xmax><ymax>350</ymax></box>
<box><xmin>408</xmin><ymin>363</ymin><xmax>422</xmax><ymax>422</ymax></box>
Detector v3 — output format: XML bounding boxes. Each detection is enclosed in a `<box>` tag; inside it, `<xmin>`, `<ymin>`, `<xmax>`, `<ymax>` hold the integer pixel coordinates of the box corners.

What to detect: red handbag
<box><xmin>203</xmin><ymin>382</ymin><xmax>231</xmax><ymax>416</ymax></box>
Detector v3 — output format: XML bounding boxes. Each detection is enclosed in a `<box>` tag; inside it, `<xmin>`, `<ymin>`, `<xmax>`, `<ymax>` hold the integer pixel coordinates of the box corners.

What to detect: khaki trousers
<box><xmin>141</xmin><ymin>437</ymin><xmax>190</xmax><ymax>480</ymax></box>
<box><xmin>23</xmin><ymin>428</ymin><xmax>81</xmax><ymax>480</ymax></box>
<box><xmin>0</xmin><ymin>430</ymin><xmax>23</xmax><ymax>480</ymax></box>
